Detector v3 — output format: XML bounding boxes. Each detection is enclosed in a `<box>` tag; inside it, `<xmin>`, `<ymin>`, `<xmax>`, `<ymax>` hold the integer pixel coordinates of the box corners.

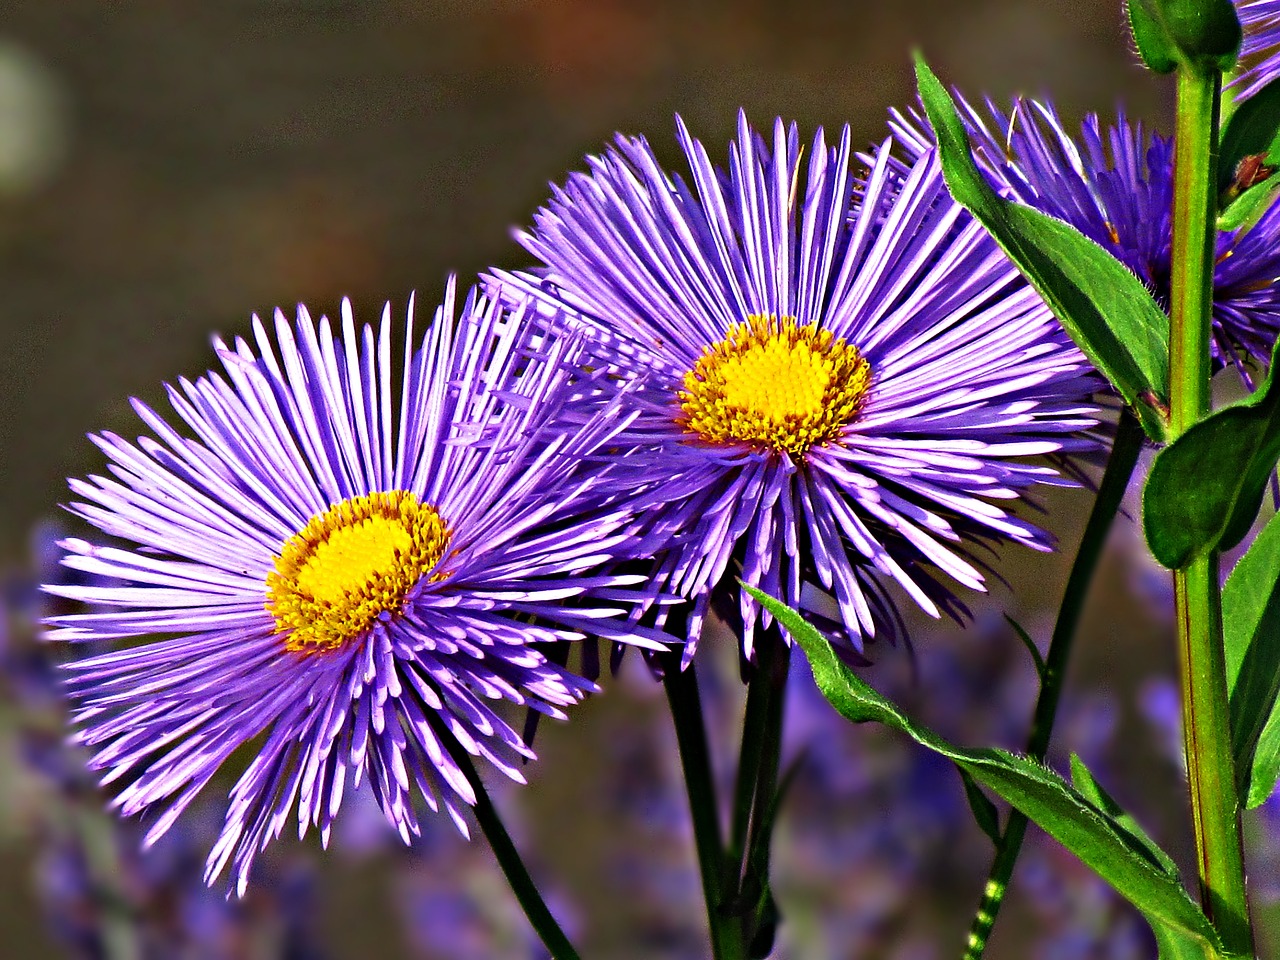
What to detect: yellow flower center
<box><xmin>265</xmin><ymin>491</ymin><xmax>450</xmax><ymax>654</ymax></box>
<box><xmin>677</xmin><ymin>315</ymin><xmax>872</xmax><ymax>456</ymax></box>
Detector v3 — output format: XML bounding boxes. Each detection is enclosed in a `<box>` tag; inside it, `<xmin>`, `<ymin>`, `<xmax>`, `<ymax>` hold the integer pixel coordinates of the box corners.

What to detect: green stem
<box><xmin>1170</xmin><ymin>68</ymin><xmax>1218</xmax><ymax>441</ymax></box>
<box><xmin>962</xmin><ymin>410</ymin><xmax>1144</xmax><ymax>960</ymax></box>
<box><xmin>664</xmin><ymin>659</ymin><xmax>746</xmax><ymax>960</ymax></box>
<box><xmin>729</xmin><ymin>660</ymin><xmax>772</xmax><ymax>869</ymax></box>
<box><xmin>726</xmin><ymin>625</ymin><xmax>790</xmax><ymax>954</ymax></box>
<box><xmin>1170</xmin><ymin>65</ymin><xmax>1253</xmax><ymax>955</ymax></box>
<box><xmin>438</xmin><ymin>720</ymin><xmax>582</xmax><ymax>960</ymax></box>
<box><xmin>741</xmin><ymin>630</ymin><xmax>790</xmax><ymax>887</ymax></box>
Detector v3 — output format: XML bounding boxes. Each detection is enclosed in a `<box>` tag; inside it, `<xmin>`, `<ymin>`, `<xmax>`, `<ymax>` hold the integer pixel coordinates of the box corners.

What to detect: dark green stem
<box><xmin>1169</xmin><ymin>65</ymin><xmax>1253</xmax><ymax>955</ymax></box>
<box><xmin>726</xmin><ymin>625</ymin><xmax>790</xmax><ymax>954</ymax></box>
<box><xmin>729</xmin><ymin>661</ymin><xmax>772</xmax><ymax>868</ymax></box>
<box><xmin>741</xmin><ymin>631</ymin><xmax>790</xmax><ymax>887</ymax></box>
<box><xmin>664</xmin><ymin>660</ymin><xmax>747</xmax><ymax>960</ymax></box>
<box><xmin>728</xmin><ymin>627</ymin><xmax>789</xmax><ymax>867</ymax></box>
<box><xmin>438</xmin><ymin>720</ymin><xmax>581</xmax><ymax>960</ymax></box>
<box><xmin>962</xmin><ymin>410</ymin><xmax>1144</xmax><ymax>959</ymax></box>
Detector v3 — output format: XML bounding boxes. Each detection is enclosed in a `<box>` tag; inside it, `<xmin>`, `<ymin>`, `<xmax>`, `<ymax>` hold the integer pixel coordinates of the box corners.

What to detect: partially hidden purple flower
<box><xmin>1235</xmin><ymin>1</ymin><xmax>1280</xmax><ymax>99</ymax></box>
<box><xmin>43</xmin><ymin>281</ymin><xmax>666</xmax><ymax>893</ymax></box>
<box><xmin>890</xmin><ymin>96</ymin><xmax>1280</xmax><ymax>372</ymax></box>
<box><xmin>491</xmin><ymin>113</ymin><xmax>1101</xmax><ymax>663</ymax></box>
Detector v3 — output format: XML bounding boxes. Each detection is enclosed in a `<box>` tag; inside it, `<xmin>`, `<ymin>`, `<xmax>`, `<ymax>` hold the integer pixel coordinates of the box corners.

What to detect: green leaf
<box><xmin>958</xmin><ymin>767</ymin><xmax>1003</xmax><ymax>845</ymax></box>
<box><xmin>1127</xmin><ymin>0</ymin><xmax>1241</xmax><ymax>74</ymax></box>
<box><xmin>1217</xmin><ymin>169</ymin><xmax>1280</xmax><ymax>232</ymax></box>
<box><xmin>1143</xmin><ymin>338</ymin><xmax>1280</xmax><ymax>568</ymax></box>
<box><xmin>1127</xmin><ymin>0</ymin><xmax>1180</xmax><ymax>73</ymax></box>
<box><xmin>1222</xmin><ymin>510</ymin><xmax>1280</xmax><ymax>806</ymax></box>
<box><xmin>1005</xmin><ymin>613</ymin><xmax>1047</xmax><ymax>684</ymax></box>
<box><xmin>1069</xmin><ymin>753</ymin><xmax>1181</xmax><ymax>879</ymax></box>
<box><xmin>747</xmin><ymin>584</ymin><xmax>1233</xmax><ymax>959</ymax></box>
<box><xmin>915</xmin><ymin>55</ymin><xmax>1171</xmax><ymax>442</ymax></box>
<box><xmin>1218</xmin><ymin>77</ymin><xmax>1280</xmax><ymax>194</ymax></box>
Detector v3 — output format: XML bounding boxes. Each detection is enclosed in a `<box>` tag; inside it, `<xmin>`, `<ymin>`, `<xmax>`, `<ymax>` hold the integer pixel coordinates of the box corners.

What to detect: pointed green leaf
<box><xmin>1219</xmin><ymin>77</ymin><xmax>1280</xmax><ymax>193</ymax></box>
<box><xmin>1221</xmin><ymin>510</ymin><xmax>1280</xmax><ymax>806</ymax></box>
<box><xmin>1069</xmin><ymin>753</ymin><xmax>1181</xmax><ymax>879</ymax></box>
<box><xmin>1005</xmin><ymin>613</ymin><xmax>1047</xmax><ymax>684</ymax></box>
<box><xmin>1143</xmin><ymin>338</ymin><xmax>1280</xmax><ymax>568</ymax></box>
<box><xmin>915</xmin><ymin>55</ymin><xmax>1171</xmax><ymax>442</ymax></box>
<box><xmin>746</xmin><ymin>584</ymin><xmax>1233</xmax><ymax>959</ymax></box>
<box><xmin>1217</xmin><ymin>169</ymin><xmax>1280</xmax><ymax>232</ymax></box>
<box><xmin>958</xmin><ymin>767</ymin><xmax>1003</xmax><ymax>845</ymax></box>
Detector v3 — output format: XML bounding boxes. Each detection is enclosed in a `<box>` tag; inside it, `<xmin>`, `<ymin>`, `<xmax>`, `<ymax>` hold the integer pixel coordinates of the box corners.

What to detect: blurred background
<box><xmin>3</xmin><ymin>1</ymin><xmax>1274</xmax><ymax>957</ymax></box>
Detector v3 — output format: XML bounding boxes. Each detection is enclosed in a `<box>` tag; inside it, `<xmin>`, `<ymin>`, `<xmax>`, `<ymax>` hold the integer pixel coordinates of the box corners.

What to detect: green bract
<box><xmin>1127</xmin><ymin>0</ymin><xmax>1241</xmax><ymax>74</ymax></box>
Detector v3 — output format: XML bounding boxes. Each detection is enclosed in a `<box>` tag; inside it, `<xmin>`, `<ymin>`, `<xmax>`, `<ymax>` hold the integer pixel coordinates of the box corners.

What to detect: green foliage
<box><xmin>1126</xmin><ymin>0</ymin><xmax>1241</xmax><ymax>74</ymax></box>
<box><xmin>1143</xmin><ymin>339</ymin><xmax>1280</xmax><ymax>568</ymax></box>
<box><xmin>1223</xmin><ymin>510</ymin><xmax>1280</xmax><ymax>806</ymax></box>
<box><xmin>1219</xmin><ymin>78</ymin><xmax>1280</xmax><ymax>192</ymax></box>
<box><xmin>1127</xmin><ymin>0</ymin><xmax>1180</xmax><ymax>73</ymax></box>
<box><xmin>1217</xmin><ymin>170</ymin><xmax>1280</xmax><ymax>231</ymax></box>
<box><xmin>958</xmin><ymin>768</ymin><xmax>1003</xmax><ymax>845</ymax></box>
<box><xmin>1068</xmin><ymin>754</ymin><xmax>1180</xmax><ymax>878</ymax></box>
<box><xmin>1216</xmin><ymin>78</ymin><xmax>1280</xmax><ymax>230</ymax></box>
<box><xmin>915</xmin><ymin>55</ymin><xmax>1171</xmax><ymax>442</ymax></box>
<box><xmin>1004</xmin><ymin>613</ymin><xmax>1047</xmax><ymax>684</ymax></box>
<box><xmin>747</xmin><ymin>584</ymin><xmax>1242</xmax><ymax>960</ymax></box>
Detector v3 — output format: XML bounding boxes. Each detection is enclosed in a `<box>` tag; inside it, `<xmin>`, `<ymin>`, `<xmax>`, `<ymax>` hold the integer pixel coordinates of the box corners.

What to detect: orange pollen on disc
<box><xmin>677</xmin><ymin>315</ymin><xmax>872</xmax><ymax>456</ymax></box>
<box><xmin>265</xmin><ymin>490</ymin><xmax>450</xmax><ymax>654</ymax></box>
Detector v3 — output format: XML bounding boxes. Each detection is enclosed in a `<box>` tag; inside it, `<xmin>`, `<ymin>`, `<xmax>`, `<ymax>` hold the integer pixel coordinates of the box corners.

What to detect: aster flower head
<box><xmin>1234</xmin><ymin>0</ymin><xmax>1280</xmax><ymax>99</ymax></box>
<box><xmin>43</xmin><ymin>282</ymin><xmax>665</xmax><ymax>893</ymax></box>
<box><xmin>492</xmin><ymin>113</ymin><xmax>1101</xmax><ymax>664</ymax></box>
<box><xmin>889</xmin><ymin>95</ymin><xmax>1280</xmax><ymax>371</ymax></box>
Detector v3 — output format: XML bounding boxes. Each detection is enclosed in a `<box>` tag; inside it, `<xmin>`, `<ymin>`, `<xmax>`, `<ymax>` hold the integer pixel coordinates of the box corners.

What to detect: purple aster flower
<box><xmin>491</xmin><ymin>114</ymin><xmax>1100</xmax><ymax>662</ymax></box>
<box><xmin>1235</xmin><ymin>1</ymin><xmax>1280</xmax><ymax>99</ymax></box>
<box><xmin>43</xmin><ymin>281</ymin><xmax>667</xmax><ymax>893</ymax></box>
<box><xmin>890</xmin><ymin>96</ymin><xmax>1280</xmax><ymax>371</ymax></box>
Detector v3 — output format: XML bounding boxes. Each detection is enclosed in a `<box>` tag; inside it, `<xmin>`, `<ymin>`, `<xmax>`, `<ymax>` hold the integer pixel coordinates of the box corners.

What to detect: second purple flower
<box><xmin>492</xmin><ymin>114</ymin><xmax>1103</xmax><ymax>665</ymax></box>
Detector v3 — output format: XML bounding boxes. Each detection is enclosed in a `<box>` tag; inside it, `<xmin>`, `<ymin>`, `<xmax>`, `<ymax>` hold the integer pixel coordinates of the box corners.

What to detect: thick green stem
<box><xmin>437</xmin><ymin>720</ymin><xmax>581</xmax><ymax>960</ymax></box>
<box><xmin>664</xmin><ymin>660</ymin><xmax>747</xmax><ymax>960</ymax></box>
<box><xmin>962</xmin><ymin>411</ymin><xmax>1144</xmax><ymax>960</ymax></box>
<box><xmin>1170</xmin><ymin>66</ymin><xmax>1253</xmax><ymax>956</ymax></box>
<box><xmin>1170</xmin><ymin>69</ymin><xmax>1218</xmax><ymax>440</ymax></box>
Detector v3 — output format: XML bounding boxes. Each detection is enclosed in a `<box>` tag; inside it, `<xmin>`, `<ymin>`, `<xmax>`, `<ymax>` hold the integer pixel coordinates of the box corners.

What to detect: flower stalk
<box><xmin>1169</xmin><ymin>63</ymin><xmax>1253</xmax><ymax>956</ymax></box>
<box><xmin>664</xmin><ymin>658</ymin><xmax>747</xmax><ymax>960</ymax></box>
<box><xmin>963</xmin><ymin>410</ymin><xmax>1145</xmax><ymax>959</ymax></box>
<box><xmin>438</xmin><ymin>719</ymin><xmax>582</xmax><ymax>960</ymax></box>
<box><xmin>729</xmin><ymin>626</ymin><xmax>790</xmax><ymax>954</ymax></box>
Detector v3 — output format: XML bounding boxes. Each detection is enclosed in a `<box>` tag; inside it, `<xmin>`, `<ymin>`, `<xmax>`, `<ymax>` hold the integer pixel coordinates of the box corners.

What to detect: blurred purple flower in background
<box><xmin>494</xmin><ymin>114</ymin><xmax>1101</xmax><ymax>665</ymax></box>
<box><xmin>1235</xmin><ymin>0</ymin><xmax>1280</xmax><ymax>98</ymax></box>
<box><xmin>5</xmin><ymin>521</ymin><xmax>327</xmax><ymax>960</ymax></box>
<box><xmin>776</xmin><ymin>617</ymin><xmax>1156</xmax><ymax>959</ymax></box>
<box><xmin>41</xmin><ymin>284</ymin><xmax>668</xmax><ymax>893</ymax></box>
<box><xmin>891</xmin><ymin>97</ymin><xmax>1280</xmax><ymax>373</ymax></box>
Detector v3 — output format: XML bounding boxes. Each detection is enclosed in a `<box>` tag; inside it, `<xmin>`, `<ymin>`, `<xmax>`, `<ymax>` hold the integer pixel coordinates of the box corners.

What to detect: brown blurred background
<box><xmin>0</xmin><ymin>1</ymin><xmax>1191</xmax><ymax>958</ymax></box>
<box><xmin>0</xmin><ymin>0</ymin><xmax>1167</xmax><ymax>560</ymax></box>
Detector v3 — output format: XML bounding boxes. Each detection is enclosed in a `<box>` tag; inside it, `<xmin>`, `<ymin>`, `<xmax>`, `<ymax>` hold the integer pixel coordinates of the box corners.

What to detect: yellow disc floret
<box><xmin>266</xmin><ymin>491</ymin><xmax>450</xmax><ymax>654</ymax></box>
<box><xmin>678</xmin><ymin>315</ymin><xmax>872</xmax><ymax>456</ymax></box>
